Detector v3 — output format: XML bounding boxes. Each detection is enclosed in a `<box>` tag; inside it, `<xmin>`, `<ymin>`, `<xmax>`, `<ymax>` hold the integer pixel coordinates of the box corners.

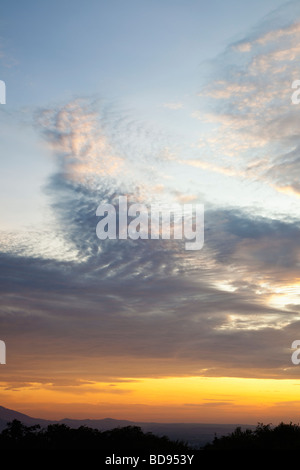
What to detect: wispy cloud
<box><xmin>2</xmin><ymin>4</ymin><xmax>300</xmax><ymax>395</ymax></box>
<box><xmin>189</xmin><ymin>6</ymin><xmax>300</xmax><ymax>198</ymax></box>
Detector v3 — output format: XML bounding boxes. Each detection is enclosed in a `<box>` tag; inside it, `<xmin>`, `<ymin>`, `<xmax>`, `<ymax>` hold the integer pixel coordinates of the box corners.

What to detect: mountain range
<box><xmin>0</xmin><ymin>405</ymin><xmax>255</xmax><ymax>448</ymax></box>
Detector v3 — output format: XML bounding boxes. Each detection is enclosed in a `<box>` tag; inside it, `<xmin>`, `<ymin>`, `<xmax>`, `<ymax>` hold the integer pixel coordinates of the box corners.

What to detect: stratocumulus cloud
<box><xmin>1</xmin><ymin>3</ymin><xmax>300</xmax><ymax>402</ymax></box>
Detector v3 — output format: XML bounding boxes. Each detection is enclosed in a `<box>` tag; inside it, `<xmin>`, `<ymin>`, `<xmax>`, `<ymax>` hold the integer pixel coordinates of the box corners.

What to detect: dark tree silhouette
<box><xmin>0</xmin><ymin>420</ymin><xmax>190</xmax><ymax>450</ymax></box>
<box><xmin>203</xmin><ymin>422</ymin><xmax>300</xmax><ymax>450</ymax></box>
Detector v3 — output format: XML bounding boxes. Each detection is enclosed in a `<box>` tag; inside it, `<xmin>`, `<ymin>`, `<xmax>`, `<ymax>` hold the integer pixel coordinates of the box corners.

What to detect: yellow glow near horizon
<box><xmin>2</xmin><ymin>376</ymin><xmax>300</xmax><ymax>423</ymax></box>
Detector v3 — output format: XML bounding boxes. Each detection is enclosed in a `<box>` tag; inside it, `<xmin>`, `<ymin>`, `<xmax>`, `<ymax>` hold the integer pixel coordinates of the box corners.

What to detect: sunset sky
<box><xmin>1</xmin><ymin>0</ymin><xmax>300</xmax><ymax>424</ymax></box>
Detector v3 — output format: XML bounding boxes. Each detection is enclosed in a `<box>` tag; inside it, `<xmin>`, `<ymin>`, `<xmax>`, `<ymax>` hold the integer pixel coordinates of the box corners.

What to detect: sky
<box><xmin>1</xmin><ymin>0</ymin><xmax>300</xmax><ymax>424</ymax></box>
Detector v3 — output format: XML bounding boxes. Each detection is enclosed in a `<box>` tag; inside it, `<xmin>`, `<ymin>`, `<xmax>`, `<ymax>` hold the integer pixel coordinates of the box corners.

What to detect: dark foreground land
<box><xmin>1</xmin><ymin>419</ymin><xmax>300</xmax><ymax>450</ymax></box>
<box><xmin>0</xmin><ymin>419</ymin><xmax>189</xmax><ymax>450</ymax></box>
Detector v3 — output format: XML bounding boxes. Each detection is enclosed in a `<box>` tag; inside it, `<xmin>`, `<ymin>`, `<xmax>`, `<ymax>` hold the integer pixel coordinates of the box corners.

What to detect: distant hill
<box><xmin>0</xmin><ymin>405</ymin><xmax>54</xmax><ymax>431</ymax></box>
<box><xmin>60</xmin><ymin>417</ymin><xmax>134</xmax><ymax>430</ymax></box>
<box><xmin>0</xmin><ymin>405</ymin><xmax>255</xmax><ymax>448</ymax></box>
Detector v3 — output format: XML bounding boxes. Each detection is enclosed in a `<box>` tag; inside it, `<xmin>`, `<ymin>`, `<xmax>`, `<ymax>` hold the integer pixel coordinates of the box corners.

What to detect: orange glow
<box><xmin>1</xmin><ymin>376</ymin><xmax>300</xmax><ymax>424</ymax></box>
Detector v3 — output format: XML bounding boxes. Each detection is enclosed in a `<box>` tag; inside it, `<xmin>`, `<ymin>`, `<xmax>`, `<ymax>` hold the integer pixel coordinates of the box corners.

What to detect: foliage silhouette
<box><xmin>203</xmin><ymin>422</ymin><xmax>300</xmax><ymax>450</ymax></box>
<box><xmin>0</xmin><ymin>419</ymin><xmax>190</xmax><ymax>450</ymax></box>
<box><xmin>3</xmin><ymin>419</ymin><xmax>300</xmax><ymax>450</ymax></box>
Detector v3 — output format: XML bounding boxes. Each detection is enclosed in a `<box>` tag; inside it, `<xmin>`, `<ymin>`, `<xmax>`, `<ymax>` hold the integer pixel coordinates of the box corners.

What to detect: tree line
<box><xmin>204</xmin><ymin>422</ymin><xmax>300</xmax><ymax>450</ymax></box>
<box><xmin>0</xmin><ymin>419</ymin><xmax>189</xmax><ymax>450</ymax></box>
<box><xmin>2</xmin><ymin>419</ymin><xmax>300</xmax><ymax>449</ymax></box>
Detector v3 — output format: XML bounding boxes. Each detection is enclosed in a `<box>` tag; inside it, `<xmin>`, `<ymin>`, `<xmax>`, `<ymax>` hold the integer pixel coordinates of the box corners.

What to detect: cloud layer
<box><xmin>2</xmin><ymin>4</ymin><xmax>300</xmax><ymax>401</ymax></box>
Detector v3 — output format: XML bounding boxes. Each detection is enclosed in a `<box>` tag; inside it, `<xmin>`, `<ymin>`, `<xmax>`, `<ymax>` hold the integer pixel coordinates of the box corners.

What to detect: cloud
<box><xmin>1</xmin><ymin>204</ymin><xmax>300</xmax><ymax>384</ymax></box>
<box><xmin>182</xmin><ymin>159</ymin><xmax>242</xmax><ymax>177</ymax></box>
<box><xmin>2</xmin><ymin>5</ymin><xmax>300</xmax><ymax>392</ymax></box>
<box><xmin>36</xmin><ymin>99</ymin><xmax>125</xmax><ymax>187</ymax></box>
<box><xmin>184</xmin><ymin>401</ymin><xmax>234</xmax><ymax>407</ymax></box>
<box><xmin>233</xmin><ymin>19</ymin><xmax>300</xmax><ymax>52</ymax></box>
<box><xmin>190</xmin><ymin>6</ymin><xmax>300</xmax><ymax>198</ymax></box>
